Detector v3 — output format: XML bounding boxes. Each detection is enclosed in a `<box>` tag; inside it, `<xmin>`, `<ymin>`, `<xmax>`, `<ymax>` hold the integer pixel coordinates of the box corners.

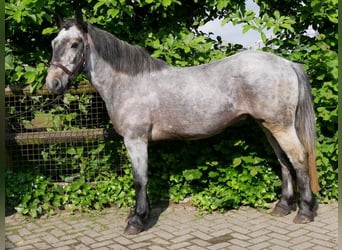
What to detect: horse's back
<box><xmin>160</xmin><ymin>50</ymin><xmax>299</xmax><ymax>119</ymax></box>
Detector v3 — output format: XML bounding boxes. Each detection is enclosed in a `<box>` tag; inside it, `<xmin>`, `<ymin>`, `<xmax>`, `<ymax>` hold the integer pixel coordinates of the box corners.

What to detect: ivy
<box><xmin>6</xmin><ymin>168</ymin><xmax>135</xmax><ymax>217</ymax></box>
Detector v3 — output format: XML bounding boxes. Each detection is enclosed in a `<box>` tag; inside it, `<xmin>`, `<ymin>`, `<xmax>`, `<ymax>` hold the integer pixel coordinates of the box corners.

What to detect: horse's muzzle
<box><xmin>46</xmin><ymin>73</ymin><xmax>68</xmax><ymax>95</ymax></box>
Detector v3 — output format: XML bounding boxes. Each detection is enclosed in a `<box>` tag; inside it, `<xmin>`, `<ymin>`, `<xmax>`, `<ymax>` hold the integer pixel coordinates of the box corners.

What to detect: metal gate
<box><xmin>5</xmin><ymin>82</ymin><xmax>121</xmax><ymax>182</ymax></box>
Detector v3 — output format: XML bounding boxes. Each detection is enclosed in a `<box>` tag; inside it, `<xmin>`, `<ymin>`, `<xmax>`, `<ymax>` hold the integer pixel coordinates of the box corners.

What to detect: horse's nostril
<box><xmin>46</xmin><ymin>76</ymin><xmax>64</xmax><ymax>94</ymax></box>
<box><xmin>52</xmin><ymin>78</ymin><xmax>61</xmax><ymax>90</ymax></box>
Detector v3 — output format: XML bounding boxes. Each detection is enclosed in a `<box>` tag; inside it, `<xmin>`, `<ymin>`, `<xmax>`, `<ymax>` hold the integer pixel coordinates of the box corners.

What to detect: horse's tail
<box><xmin>292</xmin><ymin>63</ymin><xmax>320</xmax><ymax>193</ymax></box>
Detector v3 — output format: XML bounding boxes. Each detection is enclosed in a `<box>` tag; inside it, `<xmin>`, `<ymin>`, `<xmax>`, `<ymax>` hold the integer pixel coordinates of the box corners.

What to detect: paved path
<box><xmin>6</xmin><ymin>202</ymin><xmax>338</xmax><ymax>250</ymax></box>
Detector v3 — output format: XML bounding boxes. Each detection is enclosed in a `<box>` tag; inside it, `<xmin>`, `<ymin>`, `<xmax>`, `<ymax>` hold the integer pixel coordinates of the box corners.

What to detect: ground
<box><xmin>5</xmin><ymin>201</ymin><xmax>338</xmax><ymax>250</ymax></box>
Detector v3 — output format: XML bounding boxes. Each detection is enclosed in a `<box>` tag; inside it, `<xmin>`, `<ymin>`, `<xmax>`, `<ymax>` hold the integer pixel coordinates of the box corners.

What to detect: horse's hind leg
<box><xmin>261</xmin><ymin>128</ymin><xmax>297</xmax><ymax>216</ymax></box>
<box><xmin>262</xmin><ymin>123</ymin><xmax>317</xmax><ymax>223</ymax></box>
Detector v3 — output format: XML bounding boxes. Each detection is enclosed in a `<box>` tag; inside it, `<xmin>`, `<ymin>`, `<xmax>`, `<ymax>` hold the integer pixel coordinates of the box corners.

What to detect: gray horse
<box><xmin>46</xmin><ymin>12</ymin><xmax>319</xmax><ymax>235</ymax></box>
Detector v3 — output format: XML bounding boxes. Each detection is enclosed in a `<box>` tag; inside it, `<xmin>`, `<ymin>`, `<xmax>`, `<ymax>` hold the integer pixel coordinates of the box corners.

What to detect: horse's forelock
<box><xmin>61</xmin><ymin>19</ymin><xmax>76</xmax><ymax>30</ymax></box>
<box><xmin>60</xmin><ymin>19</ymin><xmax>85</xmax><ymax>31</ymax></box>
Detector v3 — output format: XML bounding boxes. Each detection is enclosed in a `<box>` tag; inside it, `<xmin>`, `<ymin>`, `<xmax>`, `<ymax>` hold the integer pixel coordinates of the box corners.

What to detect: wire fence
<box><xmin>5</xmin><ymin>82</ymin><xmax>122</xmax><ymax>182</ymax></box>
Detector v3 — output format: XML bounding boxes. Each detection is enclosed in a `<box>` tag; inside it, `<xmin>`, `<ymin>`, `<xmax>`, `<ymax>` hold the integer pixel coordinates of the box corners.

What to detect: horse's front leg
<box><xmin>123</xmin><ymin>137</ymin><xmax>150</xmax><ymax>235</ymax></box>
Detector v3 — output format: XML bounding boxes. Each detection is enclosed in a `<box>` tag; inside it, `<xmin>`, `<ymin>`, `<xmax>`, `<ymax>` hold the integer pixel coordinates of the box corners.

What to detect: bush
<box><xmin>6</xmin><ymin>167</ymin><xmax>135</xmax><ymax>217</ymax></box>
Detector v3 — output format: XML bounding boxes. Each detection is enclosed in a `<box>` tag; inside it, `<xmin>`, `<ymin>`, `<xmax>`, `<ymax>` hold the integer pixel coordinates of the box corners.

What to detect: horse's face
<box><xmin>46</xmin><ymin>24</ymin><xmax>86</xmax><ymax>94</ymax></box>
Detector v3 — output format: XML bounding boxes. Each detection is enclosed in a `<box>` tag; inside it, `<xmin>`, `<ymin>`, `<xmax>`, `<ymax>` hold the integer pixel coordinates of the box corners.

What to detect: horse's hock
<box><xmin>5</xmin><ymin>81</ymin><xmax>119</xmax><ymax>181</ymax></box>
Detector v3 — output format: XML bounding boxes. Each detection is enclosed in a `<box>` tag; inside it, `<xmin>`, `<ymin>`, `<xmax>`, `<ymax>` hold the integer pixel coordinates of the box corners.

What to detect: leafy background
<box><xmin>5</xmin><ymin>0</ymin><xmax>337</xmax><ymax>217</ymax></box>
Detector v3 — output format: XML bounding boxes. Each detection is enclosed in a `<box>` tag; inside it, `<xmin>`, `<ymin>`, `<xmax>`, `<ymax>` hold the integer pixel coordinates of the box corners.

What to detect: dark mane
<box><xmin>87</xmin><ymin>24</ymin><xmax>168</xmax><ymax>75</ymax></box>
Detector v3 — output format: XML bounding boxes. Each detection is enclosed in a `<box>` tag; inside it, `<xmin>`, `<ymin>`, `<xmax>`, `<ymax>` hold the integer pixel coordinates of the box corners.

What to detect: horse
<box><xmin>45</xmin><ymin>12</ymin><xmax>319</xmax><ymax>235</ymax></box>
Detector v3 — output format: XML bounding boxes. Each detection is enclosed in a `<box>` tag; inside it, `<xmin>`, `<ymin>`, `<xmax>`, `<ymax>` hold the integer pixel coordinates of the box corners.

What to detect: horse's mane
<box><xmin>86</xmin><ymin>23</ymin><xmax>168</xmax><ymax>75</ymax></box>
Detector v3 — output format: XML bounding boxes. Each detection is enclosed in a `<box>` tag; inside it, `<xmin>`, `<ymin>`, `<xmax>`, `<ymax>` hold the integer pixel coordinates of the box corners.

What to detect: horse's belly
<box><xmin>150</xmin><ymin>110</ymin><xmax>246</xmax><ymax>141</ymax></box>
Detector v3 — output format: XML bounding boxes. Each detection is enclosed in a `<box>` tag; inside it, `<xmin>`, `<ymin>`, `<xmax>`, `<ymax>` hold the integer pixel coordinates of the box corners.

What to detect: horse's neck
<box><xmin>84</xmin><ymin>33</ymin><xmax>169</xmax><ymax>102</ymax></box>
<box><xmin>85</xmin><ymin>47</ymin><xmax>122</xmax><ymax>101</ymax></box>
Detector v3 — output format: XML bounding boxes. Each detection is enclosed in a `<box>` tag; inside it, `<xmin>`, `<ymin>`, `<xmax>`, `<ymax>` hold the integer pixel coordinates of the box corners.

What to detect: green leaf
<box><xmin>274</xmin><ymin>10</ymin><xmax>280</xmax><ymax>19</ymax></box>
<box><xmin>29</xmin><ymin>209</ymin><xmax>38</xmax><ymax>218</ymax></box>
<box><xmin>42</xmin><ymin>27</ymin><xmax>57</xmax><ymax>35</ymax></box>
<box><xmin>232</xmin><ymin>158</ymin><xmax>242</xmax><ymax>167</ymax></box>
<box><xmin>107</xmin><ymin>9</ymin><xmax>119</xmax><ymax>18</ymax></box>
<box><xmin>280</xmin><ymin>23</ymin><xmax>294</xmax><ymax>32</ymax></box>
<box><xmin>67</xmin><ymin>148</ymin><xmax>77</xmax><ymax>155</ymax></box>
<box><xmin>260</xmin><ymin>32</ymin><xmax>267</xmax><ymax>43</ymax></box>
<box><xmin>5</xmin><ymin>55</ymin><xmax>14</xmax><ymax>70</ymax></box>
<box><xmin>209</xmin><ymin>171</ymin><xmax>219</xmax><ymax>178</ymax></box>
<box><xmin>217</xmin><ymin>0</ymin><xmax>228</xmax><ymax>11</ymax></box>
<box><xmin>242</xmin><ymin>25</ymin><xmax>252</xmax><ymax>34</ymax></box>
<box><xmin>24</xmin><ymin>71</ymin><xmax>36</xmax><ymax>83</ymax></box>
<box><xmin>13</xmin><ymin>11</ymin><xmax>22</xmax><ymax>23</ymax></box>
<box><xmin>244</xmin><ymin>10</ymin><xmax>255</xmax><ymax>21</ymax></box>
<box><xmin>162</xmin><ymin>0</ymin><xmax>171</xmax><ymax>7</ymax></box>
<box><xmin>183</xmin><ymin>169</ymin><xmax>202</xmax><ymax>181</ymax></box>
<box><xmin>250</xmin><ymin>168</ymin><xmax>258</xmax><ymax>176</ymax></box>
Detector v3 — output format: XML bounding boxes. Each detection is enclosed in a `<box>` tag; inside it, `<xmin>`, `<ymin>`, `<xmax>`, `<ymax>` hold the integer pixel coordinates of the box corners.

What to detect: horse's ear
<box><xmin>75</xmin><ymin>9</ymin><xmax>87</xmax><ymax>32</ymax></box>
<box><xmin>75</xmin><ymin>9</ymin><xmax>83</xmax><ymax>25</ymax></box>
<box><xmin>54</xmin><ymin>13</ymin><xmax>63</xmax><ymax>30</ymax></box>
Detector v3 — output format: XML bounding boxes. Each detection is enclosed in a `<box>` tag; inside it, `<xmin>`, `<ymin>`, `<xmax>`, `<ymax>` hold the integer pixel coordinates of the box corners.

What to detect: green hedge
<box><xmin>5</xmin><ymin>0</ymin><xmax>337</xmax><ymax>217</ymax></box>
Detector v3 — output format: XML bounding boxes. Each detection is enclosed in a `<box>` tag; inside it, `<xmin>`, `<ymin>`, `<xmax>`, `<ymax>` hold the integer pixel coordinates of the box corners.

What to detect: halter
<box><xmin>49</xmin><ymin>32</ymin><xmax>89</xmax><ymax>81</ymax></box>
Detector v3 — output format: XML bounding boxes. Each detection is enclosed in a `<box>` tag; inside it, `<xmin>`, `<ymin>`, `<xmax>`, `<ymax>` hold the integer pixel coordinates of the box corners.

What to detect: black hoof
<box><xmin>124</xmin><ymin>223</ymin><xmax>144</xmax><ymax>235</ymax></box>
<box><xmin>270</xmin><ymin>205</ymin><xmax>292</xmax><ymax>217</ymax></box>
<box><xmin>293</xmin><ymin>213</ymin><xmax>314</xmax><ymax>224</ymax></box>
<box><xmin>270</xmin><ymin>201</ymin><xmax>297</xmax><ymax>217</ymax></box>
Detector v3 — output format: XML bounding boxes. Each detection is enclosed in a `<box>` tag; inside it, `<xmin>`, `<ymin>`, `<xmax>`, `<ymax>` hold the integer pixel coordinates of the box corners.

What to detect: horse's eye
<box><xmin>71</xmin><ymin>42</ymin><xmax>79</xmax><ymax>48</ymax></box>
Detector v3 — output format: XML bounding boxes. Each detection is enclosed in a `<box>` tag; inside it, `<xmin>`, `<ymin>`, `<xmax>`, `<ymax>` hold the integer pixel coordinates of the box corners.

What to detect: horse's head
<box><xmin>46</xmin><ymin>11</ymin><xmax>88</xmax><ymax>94</ymax></box>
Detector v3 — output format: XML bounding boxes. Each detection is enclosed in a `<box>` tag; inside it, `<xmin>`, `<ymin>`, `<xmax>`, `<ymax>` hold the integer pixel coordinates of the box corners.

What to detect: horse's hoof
<box><xmin>270</xmin><ymin>205</ymin><xmax>292</xmax><ymax>217</ymax></box>
<box><xmin>293</xmin><ymin>213</ymin><xmax>313</xmax><ymax>224</ymax></box>
<box><xmin>124</xmin><ymin>223</ymin><xmax>144</xmax><ymax>235</ymax></box>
